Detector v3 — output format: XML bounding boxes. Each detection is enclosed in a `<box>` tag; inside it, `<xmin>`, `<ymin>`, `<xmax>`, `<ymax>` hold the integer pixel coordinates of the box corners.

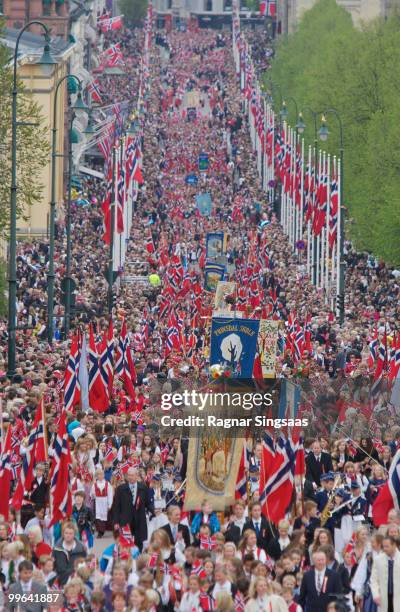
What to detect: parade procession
<box><xmin>0</xmin><ymin>0</ymin><xmax>400</xmax><ymax>610</ymax></box>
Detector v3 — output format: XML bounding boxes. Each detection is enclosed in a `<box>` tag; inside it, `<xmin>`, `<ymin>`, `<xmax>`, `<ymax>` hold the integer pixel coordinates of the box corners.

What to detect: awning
<box><xmin>79</xmin><ymin>165</ymin><xmax>104</xmax><ymax>179</ymax></box>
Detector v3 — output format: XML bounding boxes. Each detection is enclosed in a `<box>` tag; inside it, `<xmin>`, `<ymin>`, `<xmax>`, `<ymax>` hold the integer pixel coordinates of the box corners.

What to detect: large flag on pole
<box><xmin>0</xmin><ymin>425</ymin><xmax>13</xmax><ymax>519</ymax></box>
<box><xmin>11</xmin><ymin>404</ymin><xmax>44</xmax><ymax>510</ymax></box>
<box><xmin>115</xmin><ymin>319</ymin><xmax>136</xmax><ymax>400</ymax></box>
<box><xmin>88</xmin><ymin>324</ymin><xmax>109</xmax><ymax>413</ymax></box>
<box><xmin>260</xmin><ymin>433</ymin><xmax>296</xmax><ymax>524</ymax></box>
<box><xmin>49</xmin><ymin>411</ymin><xmax>72</xmax><ymax>526</ymax></box>
<box><xmin>372</xmin><ymin>449</ymin><xmax>400</xmax><ymax>526</ymax></box>
<box><xmin>64</xmin><ymin>334</ymin><xmax>81</xmax><ymax>411</ymax></box>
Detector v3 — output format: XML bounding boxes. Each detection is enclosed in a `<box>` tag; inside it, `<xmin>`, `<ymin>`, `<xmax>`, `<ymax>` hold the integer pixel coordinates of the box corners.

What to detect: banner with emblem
<box><xmin>258</xmin><ymin>319</ymin><xmax>279</xmax><ymax>379</ymax></box>
<box><xmin>210</xmin><ymin>317</ymin><xmax>260</xmax><ymax>378</ymax></box>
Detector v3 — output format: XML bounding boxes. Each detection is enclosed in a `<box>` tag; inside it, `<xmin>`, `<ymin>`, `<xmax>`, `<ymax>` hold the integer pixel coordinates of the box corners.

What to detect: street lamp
<box><xmin>318</xmin><ymin>109</ymin><xmax>345</xmax><ymax>325</ymax></box>
<box><xmin>7</xmin><ymin>21</ymin><xmax>56</xmax><ymax>379</ymax></box>
<box><xmin>280</xmin><ymin>96</ymin><xmax>299</xmax><ymax>126</ymax></box>
<box><xmin>295</xmin><ymin>112</ymin><xmax>306</xmax><ymax>134</ymax></box>
<box><xmin>318</xmin><ymin>115</ymin><xmax>329</xmax><ymax>142</ymax></box>
<box><xmin>47</xmin><ymin>74</ymin><xmax>88</xmax><ymax>344</ymax></box>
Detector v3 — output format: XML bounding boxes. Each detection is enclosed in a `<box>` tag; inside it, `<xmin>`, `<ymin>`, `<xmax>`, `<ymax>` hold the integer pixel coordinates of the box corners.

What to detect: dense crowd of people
<box><xmin>0</xmin><ymin>14</ymin><xmax>399</xmax><ymax>612</ymax></box>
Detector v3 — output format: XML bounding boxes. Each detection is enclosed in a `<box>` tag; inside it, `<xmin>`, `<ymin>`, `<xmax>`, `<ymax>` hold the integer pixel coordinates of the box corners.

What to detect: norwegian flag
<box><xmin>294</xmin><ymin>324</ymin><xmax>305</xmax><ymax>362</ymax></box>
<box><xmin>87</xmin><ymin>79</ymin><xmax>102</xmax><ymax>104</ymax></box>
<box><xmin>199</xmin><ymin>593</ymin><xmax>215</xmax><ymax>611</ymax></box>
<box><xmin>235</xmin><ymin>442</ymin><xmax>250</xmax><ymax>500</ymax></box>
<box><xmin>100</xmin><ymin>15</ymin><xmax>123</xmax><ymax>32</ymax></box>
<box><xmin>148</xmin><ymin>552</ymin><xmax>159</xmax><ymax>569</ymax></box>
<box><xmin>88</xmin><ymin>324</ymin><xmax>109</xmax><ymax>413</ymax></box>
<box><xmin>234</xmin><ymin>592</ymin><xmax>245</xmax><ymax>612</ymax></box>
<box><xmin>63</xmin><ymin>334</ymin><xmax>81</xmax><ymax>411</ymax></box>
<box><xmin>105</xmin><ymin>448</ymin><xmax>117</xmax><ymax>463</ymax></box>
<box><xmin>312</xmin><ymin>160</ymin><xmax>328</xmax><ymax>236</ymax></box>
<box><xmin>368</xmin><ymin>328</ymin><xmax>378</xmax><ymax>370</ymax></box>
<box><xmin>49</xmin><ymin>411</ymin><xmax>72</xmax><ymax>526</ymax></box>
<box><xmin>390</xmin><ymin>334</ymin><xmax>400</xmax><ymax>382</ymax></box>
<box><xmin>119</xmin><ymin>525</ymin><xmax>135</xmax><ymax>547</ymax></box>
<box><xmin>99</xmin><ymin>319</ymin><xmax>114</xmax><ymax>396</ymax></box>
<box><xmin>329</xmin><ymin>173</ymin><xmax>338</xmax><ymax>250</ymax></box>
<box><xmin>259</xmin><ymin>0</ymin><xmax>267</xmax><ymax>15</ymax></box>
<box><xmin>115</xmin><ymin>319</ymin><xmax>136</xmax><ymax>400</ymax></box>
<box><xmin>33</xmin><ymin>399</ymin><xmax>47</xmax><ymax>463</ymax></box>
<box><xmin>165</xmin><ymin>312</ymin><xmax>181</xmax><ymax>356</ymax></box>
<box><xmin>12</xmin><ymin>403</ymin><xmax>46</xmax><ymax>510</ymax></box>
<box><xmin>372</xmin><ymin>449</ymin><xmax>400</xmax><ymax>526</ymax></box>
<box><xmin>374</xmin><ymin>331</ymin><xmax>387</xmax><ymax>381</ymax></box>
<box><xmin>125</xmin><ymin>136</ymin><xmax>136</xmax><ymax>190</ymax></box>
<box><xmin>0</xmin><ymin>426</ymin><xmax>13</xmax><ymax>519</ymax></box>
<box><xmin>100</xmin><ymin>43</ymin><xmax>124</xmax><ymax>67</ymax></box>
<box><xmin>191</xmin><ymin>560</ymin><xmax>207</xmax><ymax>580</ymax></box>
<box><xmin>200</xmin><ymin>534</ymin><xmax>217</xmax><ymax>550</ymax></box>
<box><xmin>116</xmin><ymin>162</ymin><xmax>125</xmax><ymax>234</ymax></box>
<box><xmin>294</xmin><ymin>435</ymin><xmax>305</xmax><ymax>476</ymax></box>
<box><xmin>266</xmin><ymin>0</ymin><xmax>276</xmax><ymax>16</ymax></box>
<box><xmin>146</xmin><ymin>231</ymin><xmax>155</xmax><ymax>254</ymax></box>
<box><xmin>259</xmin><ymin>433</ymin><xmax>296</xmax><ymax>524</ymax></box>
<box><xmin>131</xmin><ymin>147</ymin><xmax>144</xmax><ymax>185</ymax></box>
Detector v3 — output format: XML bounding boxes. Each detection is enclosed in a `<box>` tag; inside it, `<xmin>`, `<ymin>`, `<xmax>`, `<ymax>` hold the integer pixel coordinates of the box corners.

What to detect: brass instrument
<box><xmin>320</xmin><ymin>475</ymin><xmax>342</xmax><ymax>526</ymax></box>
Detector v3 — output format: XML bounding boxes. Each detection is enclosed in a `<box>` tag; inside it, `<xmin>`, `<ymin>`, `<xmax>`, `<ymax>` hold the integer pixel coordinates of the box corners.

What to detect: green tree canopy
<box><xmin>267</xmin><ymin>0</ymin><xmax>400</xmax><ymax>264</ymax></box>
<box><xmin>0</xmin><ymin>29</ymin><xmax>51</xmax><ymax>234</ymax></box>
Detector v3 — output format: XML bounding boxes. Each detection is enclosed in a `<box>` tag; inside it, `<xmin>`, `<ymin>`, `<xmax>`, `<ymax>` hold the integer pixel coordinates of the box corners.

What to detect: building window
<box><xmin>240</xmin><ymin>0</ymin><xmax>246</xmax><ymax>8</ymax></box>
<box><xmin>204</xmin><ymin>0</ymin><xmax>213</xmax><ymax>10</ymax></box>
<box><xmin>167</xmin><ymin>0</ymin><xmax>172</xmax><ymax>8</ymax></box>
<box><xmin>0</xmin><ymin>1</ymin><xmax>3</xmax><ymax>14</ymax></box>
<box><xmin>224</xmin><ymin>0</ymin><xmax>232</xmax><ymax>9</ymax></box>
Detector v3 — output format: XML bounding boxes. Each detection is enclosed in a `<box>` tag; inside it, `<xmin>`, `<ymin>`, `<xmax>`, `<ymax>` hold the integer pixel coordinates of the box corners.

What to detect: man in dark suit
<box><xmin>243</xmin><ymin>501</ymin><xmax>274</xmax><ymax>551</ymax></box>
<box><xmin>161</xmin><ymin>504</ymin><xmax>191</xmax><ymax>547</ymax></box>
<box><xmin>298</xmin><ymin>550</ymin><xmax>342</xmax><ymax>612</ymax></box>
<box><xmin>112</xmin><ymin>467</ymin><xmax>154</xmax><ymax>551</ymax></box>
<box><xmin>224</xmin><ymin>500</ymin><xmax>247</xmax><ymax>546</ymax></box>
<box><xmin>8</xmin><ymin>560</ymin><xmax>47</xmax><ymax>611</ymax></box>
<box><xmin>305</xmin><ymin>440</ymin><xmax>333</xmax><ymax>487</ymax></box>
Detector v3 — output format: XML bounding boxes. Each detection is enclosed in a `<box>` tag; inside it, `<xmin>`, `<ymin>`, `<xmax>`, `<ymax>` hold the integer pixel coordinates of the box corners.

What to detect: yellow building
<box><xmin>3</xmin><ymin>29</ymin><xmax>75</xmax><ymax>236</ymax></box>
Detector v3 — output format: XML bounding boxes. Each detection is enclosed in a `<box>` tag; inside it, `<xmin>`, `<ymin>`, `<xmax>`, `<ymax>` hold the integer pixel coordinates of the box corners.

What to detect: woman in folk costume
<box><xmin>238</xmin><ymin>529</ymin><xmax>268</xmax><ymax>564</ymax></box>
<box><xmin>73</xmin><ymin>437</ymin><xmax>95</xmax><ymax>505</ymax></box>
<box><xmin>90</xmin><ymin>467</ymin><xmax>114</xmax><ymax>537</ymax></box>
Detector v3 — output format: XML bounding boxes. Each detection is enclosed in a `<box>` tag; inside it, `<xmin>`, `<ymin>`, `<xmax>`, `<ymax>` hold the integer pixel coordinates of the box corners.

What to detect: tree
<box><xmin>118</xmin><ymin>0</ymin><xmax>148</xmax><ymax>26</ymax></box>
<box><xmin>267</xmin><ymin>0</ymin><xmax>400</xmax><ymax>264</ymax></box>
<box><xmin>0</xmin><ymin>31</ymin><xmax>51</xmax><ymax>234</ymax></box>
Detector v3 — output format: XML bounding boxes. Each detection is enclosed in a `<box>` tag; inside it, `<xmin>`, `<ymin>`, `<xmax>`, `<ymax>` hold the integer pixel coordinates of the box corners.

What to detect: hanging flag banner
<box><xmin>198</xmin><ymin>152</ymin><xmax>209</xmax><ymax>172</ymax></box>
<box><xmin>278</xmin><ymin>379</ymin><xmax>301</xmax><ymax>419</ymax></box>
<box><xmin>210</xmin><ymin>317</ymin><xmax>260</xmax><ymax>378</ymax></box>
<box><xmin>204</xmin><ymin>262</ymin><xmax>226</xmax><ymax>292</ymax></box>
<box><xmin>196</xmin><ymin>192</ymin><xmax>213</xmax><ymax>216</ymax></box>
<box><xmin>258</xmin><ymin>319</ymin><xmax>279</xmax><ymax>379</ymax></box>
<box><xmin>214</xmin><ymin>281</ymin><xmax>236</xmax><ymax>309</ymax></box>
<box><xmin>206</xmin><ymin>232</ymin><xmax>224</xmax><ymax>258</ymax></box>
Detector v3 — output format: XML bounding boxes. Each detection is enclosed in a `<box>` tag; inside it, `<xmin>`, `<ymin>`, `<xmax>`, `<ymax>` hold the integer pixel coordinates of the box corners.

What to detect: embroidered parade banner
<box><xmin>185</xmin><ymin>432</ymin><xmax>244</xmax><ymax>511</ymax></box>
<box><xmin>210</xmin><ymin>317</ymin><xmax>260</xmax><ymax>378</ymax></box>
<box><xmin>196</xmin><ymin>192</ymin><xmax>213</xmax><ymax>217</ymax></box>
<box><xmin>206</xmin><ymin>232</ymin><xmax>224</xmax><ymax>259</ymax></box>
<box><xmin>258</xmin><ymin>319</ymin><xmax>279</xmax><ymax>379</ymax></box>
<box><xmin>204</xmin><ymin>262</ymin><xmax>225</xmax><ymax>292</ymax></box>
